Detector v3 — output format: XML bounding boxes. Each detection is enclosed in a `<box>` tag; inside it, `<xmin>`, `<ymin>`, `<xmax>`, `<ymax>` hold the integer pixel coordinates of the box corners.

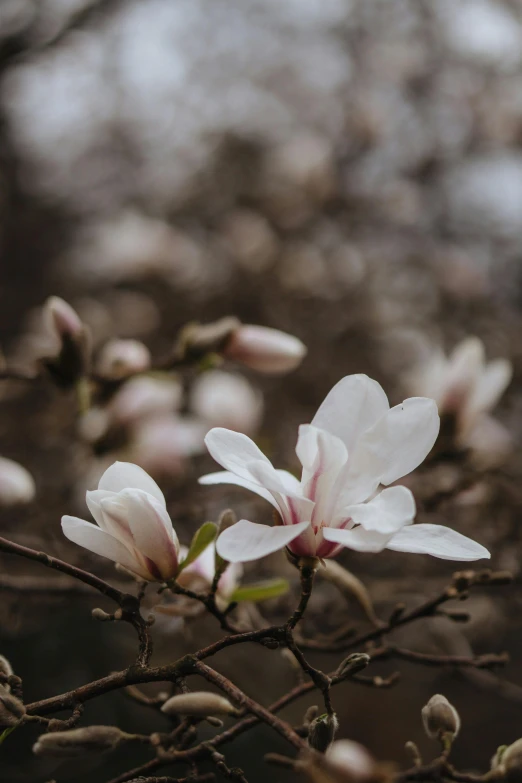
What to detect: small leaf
<box><xmin>0</xmin><ymin>726</ymin><xmax>16</xmax><ymax>746</ymax></box>
<box><xmin>178</xmin><ymin>522</ymin><xmax>218</xmax><ymax>573</ymax></box>
<box><xmin>230</xmin><ymin>578</ymin><xmax>289</xmax><ymax>603</ymax></box>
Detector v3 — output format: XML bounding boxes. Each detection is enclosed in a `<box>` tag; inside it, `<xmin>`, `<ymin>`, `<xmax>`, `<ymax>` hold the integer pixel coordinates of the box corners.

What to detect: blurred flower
<box><xmin>0</xmin><ymin>456</ymin><xmax>35</xmax><ymax>506</ymax></box>
<box><xmin>61</xmin><ymin>461</ymin><xmax>179</xmax><ymax>581</ymax></box>
<box><xmin>109</xmin><ymin>376</ymin><xmax>183</xmax><ymax>425</ymax></box>
<box><xmin>407</xmin><ymin>336</ymin><xmax>512</xmax><ymax>461</ymax></box>
<box><xmin>177</xmin><ymin>541</ymin><xmax>243</xmax><ymax>609</ymax></box>
<box><xmin>224</xmin><ymin>324</ymin><xmax>307</xmax><ymax>374</ymax></box>
<box><xmin>44</xmin><ymin>296</ymin><xmax>84</xmax><ymax>345</ymax></box>
<box><xmin>201</xmin><ymin>375</ymin><xmax>489</xmax><ymax>563</ymax></box>
<box><xmin>190</xmin><ymin>370</ymin><xmax>263</xmax><ymax>435</ymax></box>
<box><xmin>161</xmin><ymin>692</ymin><xmax>237</xmax><ymax>718</ymax></box>
<box><xmin>96</xmin><ymin>339</ymin><xmax>151</xmax><ymax>379</ymax></box>
<box><xmin>303</xmin><ymin>739</ymin><xmax>375</xmax><ymax>783</ymax></box>
<box><xmin>130</xmin><ymin>414</ymin><xmax>206</xmax><ymax>476</ymax></box>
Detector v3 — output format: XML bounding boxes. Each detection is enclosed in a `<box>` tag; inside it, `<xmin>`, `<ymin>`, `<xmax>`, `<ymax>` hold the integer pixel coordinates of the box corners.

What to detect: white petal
<box><xmin>351</xmin><ymin>397</ymin><xmax>440</xmax><ymax>487</ymax></box>
<box><xmin>386</xmin><ymin>523</ymin><xmax>490</xmax><ymax>561</ymax></box>
<box><xmin>246</xmin><ymin>461</ymin><xmax>315</xmax><ymax>525</ymax></box>
<box><xmin>311</xmin><ymin>375</ymin><xmax>389</xmax><ymax>451</ymax></box>
<box><xmin>464</xmin><ymin>359</ymin><xmax>512</xmax><ymax>426</ymax></box>
<box><xmin>296</xmin><ymin>424</ymin><xmax>348</xmax><ymax>483</ymax></box>
<box><xmin>198</xmin><ymin>470</ymin><xmax>281</xmax><ymax>511</ymax></box>
<box><xmin>322</xmin><ymin>525</ymin><xmax>391</xmax><ymax>553</ymax></box>
<box><xmin>344</xmin><ymin>486</ymin><xmax>416</xmax><ymax>534</ymax></box>
<box><xmin>216</xmin><ymin>519</ymin><xmax>311</xmax><ymax>563</ymax></box>
<box><xmin>108</xmin><ymin>490</ymin><xmax>179</xmax><ymax>579</ymax></box>
<box><xmin>61</xmin><ymin>515</ymin><xmax>144</xmax><ymax>575</ymax></box>
<box><xmin>204</xmin><ymin>428</ymin><xmax>271</xmax><ymax>482</ymax></box>
<box><xmin>97</xmin><ymin>462</ymin><xmax>165</xmax><ymax>506</ymax></box>
<box><xmin>446</xmin><ymin>337</ymin><xmax>485</xmax><ymax>394</ymax></box>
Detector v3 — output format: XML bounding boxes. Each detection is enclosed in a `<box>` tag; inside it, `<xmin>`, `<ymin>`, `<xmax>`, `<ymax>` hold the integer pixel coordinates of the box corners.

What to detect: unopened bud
<box><xmin>493</xmin><ymin>739</ymin><xmax>522</xmax><ymax>783</ymax></box>
<box><xmin>308</xmin><ymin>713</ymin><xmax>339</xmax><ymax>753</ymax></box>
<box><xmin>337</xmin><ymin>654</ymin><xmax>371</xmax><ymax>678</ymax></box>
<box><xmin>224</xmin><ymin>324</ymin><xmax>307</xmax><ymax>374</ymax></box>
<box><xmin>0</xmin><ymin>689</ymin><xmax>25</xmax><ymax>727</ymax></box>
<box><xmin>42</xmin><ymin>297</ymin><xmax>91</xmax><ymax>388</ymax></box>
<box><xmin>178</xmin><ymin>317</ymin><xmax>240</xmax><ymax>360</ymax></box>
<box><xmin>45</xmin><ymin>297</ymin><xmax>84</xmax><ymax>341</ymax></box>
<box><xmin>96</xmin><ymin>339</ymin><xmax>151</xmax><ymax>380</ymax></box>
<box><xmin>33</xmin><ymin>726</ymin><xmax>127</xmax><ymax>757</ymax></box>
<box><xmin>161</xmin><ymin>692</ymin><xmax>238</xmax><ymax>718</ymax></box>
<box><xmin>0</xmin><ymin>457</ymin><xmax>35</xmax><ymax>506</ymax></box>
<box><xmin>0</xmin><ymin>656</ymin><xmax>13</xmax><ymax>682</ymax></box>
<box><xmin>421</xmin><ymin>695</ymin><xmax>460</xmax><ymax>741</ymax></box>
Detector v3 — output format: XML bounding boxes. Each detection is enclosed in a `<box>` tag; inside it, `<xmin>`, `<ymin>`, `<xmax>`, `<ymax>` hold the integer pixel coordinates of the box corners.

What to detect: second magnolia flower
<box><xmin>200</xmin><ymin>374</ymin><xmax>490</xmax><ymax>563</ymax></box>
<box><xmin>62</xmin><ymin>462</ymin><xmax>180</xmax><ymax>581</ymax></box>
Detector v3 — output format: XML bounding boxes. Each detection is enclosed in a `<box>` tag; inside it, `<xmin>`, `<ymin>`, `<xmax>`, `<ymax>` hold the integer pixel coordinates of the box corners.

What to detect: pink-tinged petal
<box><xmin>61</xmin><ymin>515</ymin><xmax>147</xmax><ymax>577</ymax></box>
<box><xmin>462</xmin><ymin>415</ymin><xmax>511</xmax><ymax>467</ymax></box>
<box><xmin>216</xmin><ymin>519</ymin><xmax>311</xmax><ymax>563</ymax></box>
<box><xmin>311</xmin><ymin>375</ymin><xmax>389</xmax><ymax>452</ymax></box>
<box><xmin>386</xmin><ymin>523</ymin><xmax>490</xmax><ymax>561</ymax></box>
<box><xmin>322</xmin><ymin>525</ymin><xmax>392</xmax><ymax>553</ymax></box>
<box><xmin>350</xmin><ymin>397</ymin><xmax>440</xmax><ymax>488</ymax></box>
<box><xmin>286</xmin><ymin>523</ymin><xmax>319</xmax><ymax>557</ymax></box>
<box><xmin>296</xmin><ymin>425</ymin><xmax>347</xmax><ymax>484</ymax></box>
<box><xmin>204</xmin><ymin>428</ymin><xmax>271</xmax><ymax>482</ymax></box>
<box><xmin>463</xmin><ymin>358</ymin><xmax>512</xmax><ymax>428</ymax></box>
<box><xmin>98</xmin><ymin>462</ymin><xmax>165</xmax><ymax>506</ymax></box>
<box><xmin>344</xmin><ymin>486</ymin><xmax>416</xmax><ymax>535</ymax></box>
<box><xmin>275</xmin><ymin>469</ymin><xmax>302</xmax><ymax>494</ymax></box>
<box><xmin>198</xmin><ymin>470</ymin><xmax>281</xmax><ymax>511</ymax></box>
<box><xmin>111</xmin><ymin>489</ymin><xmax>179</xmax><ymax>579</ymax></box>
<box><xmin>445</xmin><ymin>338</ymin><xmax>484</xmax><ymax>400</ymax></box>
<box><xmin>247</xmin><ymin>460</ymin><xmax>315</xmax><ymax>525</ymax></box>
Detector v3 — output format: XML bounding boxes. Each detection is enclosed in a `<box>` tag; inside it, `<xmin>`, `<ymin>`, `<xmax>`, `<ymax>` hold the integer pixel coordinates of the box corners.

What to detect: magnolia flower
<box><xmin>200</xmin><ymin>375</ymin><xmax>489</xmax><ymax>563</ymax></box>
<box><xmin>62</xmin><ymin>462</ymin><xmax>179</xmax><ymax>581</ymax></box>
<box><xmin>130</xmin><ymin>414</ymin><xmax>206</xmax><ymax>476</ymax></box>
<box><xmin>0</xmin><ymin>457</ymin><xmax>35</xmax><ymax>506</ymax></box>
<box><xmin>109</xmin><ymin>376</ymin><xmax>183</xmax><ymax>425</ymax></box>
<box><xmin>224</xmin><ymin>324</ymin><xmax>306</xmax><ymax>373</ymax></box>
<box><xmin>190</xmin><ymin>370</ymin><xmax>263</xmax><ymax>435</ymax></box>
<box><xmin>44</xmin><ymin>296</ymin><xmax>84</xmax><ymax>344</ymax></box>
<box><xmin>408</xmin><ymin>337</ymin><xmax>512</xmax><ymax>457</ymax></box>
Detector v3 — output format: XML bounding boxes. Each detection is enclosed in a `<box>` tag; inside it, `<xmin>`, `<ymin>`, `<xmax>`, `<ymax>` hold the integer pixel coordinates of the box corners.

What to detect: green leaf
<box><xmin>230</xmin><ymin>578</ymin><xmax>290</xmax><ymax>603</ymax></box>
<box><xmin>178</xmin><ymin>522</ymin><xmax>218</xmax><ymax>573</ymax></box>
<box><xmin>0</xmin><ymin>726</ymin><xmax>16</xmax><ymax>746</ymax></box>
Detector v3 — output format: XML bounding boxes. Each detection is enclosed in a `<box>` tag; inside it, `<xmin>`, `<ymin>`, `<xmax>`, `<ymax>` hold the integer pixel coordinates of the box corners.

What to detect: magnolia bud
<box><xmin>308</xmin><ymin>713</ymin><xmax>339</xmax><ymax>753</ymax></box>
<box><xmin>190</xmin><ymin>370</ymin><xmax>263</xmax><ymax>434</ymax></box>
<box><xmin>45</xmin><ymin>297</ymin><xmax>84</xmax><ymax>341</ymax></box>
<box><xmin>96</xmin><ymin>340</ymin><xmax>151</xmax><ymax>379</ymax></box>
<box><xmin>33</xmin><ymin>726</ymin><xmax>127</xmax><ymax>757</ymax></box>
<box><xmin>110</xmin><ymin>376</ymin><xmax>182</xmax><ymax>424</ymax></box>
<box><xmin>0</xmin><ymin>688</ymin><xmax>25</xmax><ymax>727</ymax></box>
<box><xmin>493</xmin><ymin>739</ymin><xmax>522</xmax><ymax>783</ymax></box>
<box><xmin>161</xmin><ymin>692</ymin><xmax>238</xmax><ymax>718</ymax></box>
<box><xmin>42</xmin><ymin>296</ymin><xmax>91</xmax><ymax>387</ymax></box>
<box><xmin>224</xmin><ymin>325</ymin><xmax>307</xmax><ymax>374</ymax></box>
<box><xmin>0</xmin><ymin>457</ymin><xmax>35</xmax><ymax>506</ymax></box>
<box><xmin>0</xmin><ymin>656</ymin><xmax>13</xmax><ymax>682</ymax></box>
<box><xmin>421</xmin><ymin>695</ymin><xmax>460</xmax><ymax>740</ymax></box>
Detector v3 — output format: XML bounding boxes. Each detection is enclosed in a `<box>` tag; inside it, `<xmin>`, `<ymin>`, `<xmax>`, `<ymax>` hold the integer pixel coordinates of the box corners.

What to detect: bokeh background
<box><xmin>2</xmin><ymin>1</ymin><xmax>522</xmax><ymax>781</ymax></box>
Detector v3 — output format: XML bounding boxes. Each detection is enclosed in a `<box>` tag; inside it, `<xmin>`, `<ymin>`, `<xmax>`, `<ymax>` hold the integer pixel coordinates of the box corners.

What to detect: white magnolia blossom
<box><xmin>62</xmin><ymin>462</ymin><xmax>179</xmax><ymax>581</ymax></box>
<box><xmin>408</xmin><ymin>336</ymin><xmax>512</xmax><ymax>457</ymax></box>
<box><xmin>200</xmin><ymin>375</ymin><xmax>490</xmax><ymax>563</ymax></box>
<box><xmin>0</xmin><ymin>457</ymin><xmax>35</xmax><ymax>506</ymax></box>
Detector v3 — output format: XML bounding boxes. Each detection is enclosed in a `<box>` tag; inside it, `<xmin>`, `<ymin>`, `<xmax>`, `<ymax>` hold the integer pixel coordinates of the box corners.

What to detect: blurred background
<box><xmin>1</xmin><ymin>0</ymin><xmax>522</xmax><ymax>781</ymax></box>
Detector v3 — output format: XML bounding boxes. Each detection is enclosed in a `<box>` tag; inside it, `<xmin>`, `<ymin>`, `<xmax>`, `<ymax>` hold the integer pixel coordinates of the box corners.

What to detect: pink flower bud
<box><xmin>96</xmin><ymin>339</ymin><xmax>151</xmax><ymax>379</ymax></box>
<box><xmin>44</xmin><ymin>296</ymin><xmax>84</xmax><ymax>341</ymax></box>
<box><xmin>110</xmin><ymin>376</ymin><xmax>182</xmax><ymax>425</ymax></box>
<box><xmin>0</xmin><ymin>457</ymin><xmax>35</xmax><ymax>506</ymax></box>
<box><xmin>225</xmin><ymin>325</ymin><xmax>306</xmax><ymax>374</ymax></box>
